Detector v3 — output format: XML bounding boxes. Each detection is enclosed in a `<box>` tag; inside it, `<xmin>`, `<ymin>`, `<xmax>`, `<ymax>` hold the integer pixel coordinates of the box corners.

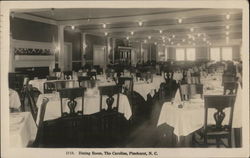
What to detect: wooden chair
<box><xmin>87</xmin><ymin>71</ymin><xmax>97</xmax><ymax>80</ymax></box>
<box><xmin>26</xmin><ymin>85</ymin><xmax>39</xmax><ymax>121</ymax></box>
<box><xmin>58</xmin><ymin>87</ymin><xmax>85</xmax><ymax>116</ymax></box>
<box><xmin>95</xmin><ymin>108</ymin><xmax>130</xmax><ymax>147</ymax></box>
<box><xmin>117</xmin><ymin>77</ymin><xmax>134</xmax><ymax>95</ymax></box>
<box><xmin>46</xmin><ymin>76</ymin><xmax>57</xmax><ymax>80</ymax></box>
<box><xmin>63</xmin><ymin>71</ymin><xmax>73</xmax><ymax>80</ymax></box>
<box><xmin>180</xmin><ymin>84</ymin><xmax>189</xmax><ymax>100</ymax></box>
<box><xmin>32</xmin><ymin>97</ymin><xmax>49</xmax><ymax>147</ymax></box>
<box><xmin>98</xmin><ymin>85</ymin><xmax>122</xmax><ymax>111</ymax></box>
<box><xmin>223</xmin><ymin>82</ymin><xmax>238</xmax><ymax>95</ymax></box>
<box><xmin>43</xmin><ymin>82</ymin><xmax>56</xmax><ymax>94</ymax></box>
<box><xmin>189</xmin><ymin>84</ymin><xmax>203</xmax><ymax>99</ymax></box>
<box><xmin>194</xmin><ymin>95</ymin><xmax>236</xmax><ymax>147</ymax></box>
<box><xmin>78</xmin><ymin>76</ymin><xmax>91</xmax><ymax>87</ymax></box>
<box><xmin>222</xmin><ymin>74</ymin><xmax>236</xmax><ymax>85</ymax></box>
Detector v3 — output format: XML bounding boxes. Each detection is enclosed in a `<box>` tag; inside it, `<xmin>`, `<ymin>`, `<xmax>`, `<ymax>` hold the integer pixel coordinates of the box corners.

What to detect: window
<box><xmin>164</xmin><ymin>47</ymin><xmax>168</xmax><ymax>61</ymax></box>
<box><xmin>176</xmin><ymin>48</ymin><xmax>185</xmax><ymax>61</ymax></box>
<box><xmin>186</xmin><ymin>48</ymin><xmax>196</xmax><ymax>61</ymax></box>
<box><xmin>222</xmin><ymin>47</ymin><xmax>232</xmax><ymax>61</ymax></box>
<box><xmin>210</xmin><ymin>47</ymin><xmax>220</xmax><ymax>61</ymax></box>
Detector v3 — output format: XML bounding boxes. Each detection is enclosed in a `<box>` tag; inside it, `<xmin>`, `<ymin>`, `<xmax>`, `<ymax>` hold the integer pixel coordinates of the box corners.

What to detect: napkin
<box><xmin>173</xmin><ymin>88</ymin><xmax>182</xmax><ymax>104</ymax></box>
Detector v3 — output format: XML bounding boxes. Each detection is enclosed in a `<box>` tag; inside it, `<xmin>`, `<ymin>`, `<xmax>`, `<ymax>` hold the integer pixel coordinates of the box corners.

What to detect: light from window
<box><xmin>210</xmin><ymin>47</ymin><xmax>220</xmax><ymax>61</ymax></box>
<box><xmin>222</xmin><ymin>47</ymin><xmax>232</xmax><ymax>61</ymax></box>
<box><xmin>186</xmin><ymin>48</ymin><xmax>196</xmax><ymax>61</ymax></box>
<box><xmin>165</xmin><ymin>47</ymin><xmax>168</xmax><ymax>61</ymax></box>
<box><xmin>176</xmin><ymin>48</ymin><xmax>185</xmax><ymax>61</ymax></box>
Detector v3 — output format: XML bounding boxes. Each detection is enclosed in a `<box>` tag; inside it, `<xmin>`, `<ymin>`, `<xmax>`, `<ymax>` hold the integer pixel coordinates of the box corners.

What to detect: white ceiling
<box><xmin>15</xmin><ymin>8</ymin><xmax>242</xmax><ymax>46</ymax></box>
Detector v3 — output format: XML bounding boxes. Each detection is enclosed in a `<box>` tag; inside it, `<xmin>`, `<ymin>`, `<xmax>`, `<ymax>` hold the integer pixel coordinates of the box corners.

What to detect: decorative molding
<box><xmin>14</xmin><ymin>13</ymin><xmax>57</xmax><ymax>25</ymax></box>
<box><xmin>12</xmin><ymin>39</ymin><xmax>55</xmax><ymax>68</ymax></box>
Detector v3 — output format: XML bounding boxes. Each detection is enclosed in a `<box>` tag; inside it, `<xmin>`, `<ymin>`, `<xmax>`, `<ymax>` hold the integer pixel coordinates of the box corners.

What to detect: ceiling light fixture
<box><xmin>226</xmin><ymin>25</ymin><xmax>230</xmax><ymax>29</ymax></box>
<box><xmin>130</xmin><ymin>31</ymin><xmax>134</xmax><ymax>36</ymax></box>
<box><xmin>190</xmin><ymin>28</ymin><xmax>194</xmax><ymax>32</ymax></box>
<box><xmin>226</xmin><ymin>13</ymin><xmax>230</xmax><ymax>20</ymax></box>
<box><xmin>197</xmin><ymin>33</ymin><xmax>201</xmax><ymax>37</ymax></box>
<box><xmin>144</xmin><ymin>40</ymin><xmax>147</xmax><ymax>43</ymax></box>
<box><xmin>226</xmin><ymin>31</ymin><xmax>229</xmax><ymax>35</ymax></box>
<box><xmin>138</xmin><ymin>21</ymin><xmax>143</xmax><ymax>27</ymax></box>
<box><xmin>104</xmin><ymin>32</ymin><xmax>108</xmax><ymax>36</ymax></box>
<box><xmin>148</xmin><ymin>36</ymin><xmax>151</xmax><ymax>39</ymax></box>
<box><xmin>178</xmin><ymin>18</ymin><xmax>182</xmax><ymax>24</ymax></box>
<box><xmin>126</xmin><ymin>36</ymin><xmax>129</xmax><ymax>40</ymax></box>
<box><xmin>159</xmin><ymin>30</ymin><xmax>163</xmax><ymax>34</ymax></box>
<box><xmin>172</xmin><ymin>34</ymin><xmax>175</xmax><ymax>38</ymax></box>
<box><xmin>71</xmin><ymin>25</ymin><xmax>75</xmax><ymax>30</ymax></box>
<box><xmin>182</xmin><ymin>39</ymin><xmax>186</xmax><ymax>42</ymax></box>
<box><xmin>102</xmin><ymin>23</ymin><xmax>106</xmax><ymax>28</ymax></box>
<box><xmin>154</xmin><ymin>42</ymin><xmax>157</xmax><ymax>45</ymax></box>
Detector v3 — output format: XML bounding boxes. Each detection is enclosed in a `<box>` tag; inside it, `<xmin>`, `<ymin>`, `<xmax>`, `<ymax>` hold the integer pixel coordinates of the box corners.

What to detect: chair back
<box><xmin>223</xmin><ymin>81</ymin><xmax>238</xmax><ymax>95</ymax></box>
<box><xmin>58</xmin><ymin>87</ymin><xmax>85</xmax><ymax>116</ymax></box>
<box><xmin>98</xmin><ymin>85</ymin><xmax>122</xmax><ymax>111</ymax></box>
<box><xmin>87</xmin><ymin>71</ymin><xmax>97</xmax><ymax>80</ymax></box>
<box><xmin>204</xmin><ymin>95</ymin><xmax>236</xmax><ymax>130</ymax></box>
<box><xmin>26</xmin><ymin>85</ymin><xmax>40</xmax><ymax>121</ymax></box>
<box><xmin>63</xmin><ymin>71</ymin><xmax>73</xmax><ymax>80</ymax></box>
<box><xmin>97</xmin><ymin>109</ymin><xmax>130</xmax><ymax>147</ymax></box>
<box><xmin>43</xmin><ymin>82</ymin><xmax>56</xmax><ymax>94</ymax></box>
<box><xmin>46</xmin><ymin>76</ymin><xmax>57</xmax><ymax>80</ymax></box>
<box><xmin>222</xmin><ymin>74</ymin><xmax>236</xmax><ymax>83</ymax></box>
<box><xmin>37</xmin><ymin>97</ymin><xmax>49</xmax><ymax>128</ymax></box>
<box><xmin>189</xmin><ymin>84</ymin><xmax>203</xmax><ymax>98</ymax></box>
<box><xmin>117</xmin><ymin>77</ymin><xmax>133</xmax><ymax>94</ymax></box>
<box><xmin>78</xmin><ymin>76</ymin><xmax>91</xmax><ymax>87</ymax></box>
<box><xmin>180</xmin><ymin>84</ymin><xmax>189</xmax><ymax>100</ymax></box>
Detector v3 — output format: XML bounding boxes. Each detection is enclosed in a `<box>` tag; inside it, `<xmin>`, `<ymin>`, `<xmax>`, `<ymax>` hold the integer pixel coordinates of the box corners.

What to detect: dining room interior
<box><xmin>7</xmin><ymin>7</ymin><xmax>244</xmax><ymax>148</ymax></box>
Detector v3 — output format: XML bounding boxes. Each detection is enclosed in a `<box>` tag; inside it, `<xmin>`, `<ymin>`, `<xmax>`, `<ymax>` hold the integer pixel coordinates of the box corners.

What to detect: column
<box><xmin>149</xmin><ymin>44</ymin><xmax>152</xmax><ymax>61</ymax></box>
<box><xmin>9</xmin><ymin>34</ymin><xmax>15</xmax><ymax>72</ymax></box>
<box><xmin>81</xmin><ymin>33</ymin><xmax>86</xmax><ymax>67</ymax></box>
<box><xmin>140</xmin><ymin>42</ymin><xmax>143</xmax><ymax>62</ymax></box>
<box><xmin>107</xmin><ymin>37</ymin><xmax>111</xmax><ymax>65</ymax></box>
<box><xmin>112</xmin><ymin>38</ymin><xmax>115</xmax><ymax>63</ymax></box>
<box><xmin>219</xmin><ymin>47</ymin><xmax>222</xmax><ymax>61</ymax></box>
<box><xmin>58</xmin><ymin>25</ymin><xmax>65</xmax><ymax>71</ymax></box>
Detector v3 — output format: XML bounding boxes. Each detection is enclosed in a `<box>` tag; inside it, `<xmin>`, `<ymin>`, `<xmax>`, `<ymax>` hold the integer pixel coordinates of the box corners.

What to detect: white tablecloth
<box><xmin>133</xmin><ymin>75</ymin><xmax>165</xmax><ymax>100</ymax></box>
<box><xmin>29</xmin><ymin>79</ymin><xmax>47</xmax><ymax>93</ymax></box>
<box><xmin>36</xmin><ymin>91</ymin><xmax>132</xmax><ymax>124</ymax></box>
<box><xmin>9</xmin><ymin>112</ymin><xmax>37</xmax><ymax>147</ymax></box>
<box><xmin>157</xmin><ymin>99</ymin><xmax>232</xmax><ymax>138</ymax></box>
<box><xmin>29</xmin><ymin>79</ymin><xmax>79</xmax><ymax>93</ymax></box>
<box><xmin>9</xmin><ymin>89</ymin><xmax>21</xmax><ymax>109</ymax></box>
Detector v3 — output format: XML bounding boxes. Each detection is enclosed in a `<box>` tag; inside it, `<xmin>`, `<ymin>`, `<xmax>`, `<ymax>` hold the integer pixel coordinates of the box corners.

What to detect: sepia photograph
<box><xmin>1</xmin><ymin>0</ymin><xmax>249</xmax><ymax>158</ymax></box>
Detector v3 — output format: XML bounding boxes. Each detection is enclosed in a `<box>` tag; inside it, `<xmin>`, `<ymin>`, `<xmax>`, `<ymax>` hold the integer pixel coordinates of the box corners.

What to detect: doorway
<box><xmin>93</xmin><ymin>45</ymin><xmax>106</xmax><ymax>68</ymax></box>
<box><xmin>64</xmin><ymin>42</ymin><xmax>72</xmax><ymax>71</ymax></box>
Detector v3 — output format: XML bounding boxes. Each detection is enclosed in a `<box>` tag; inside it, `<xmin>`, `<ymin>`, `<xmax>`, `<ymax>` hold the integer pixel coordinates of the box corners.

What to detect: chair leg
<box><xmin>228</xmin><ymin>134</ymin><xmax>232</xmax><ymax>148</ymax></box>
<box><xmin>216</xmin><ymin>137</ymin><xmax>220</xmax><ymax>147</ymax></box>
